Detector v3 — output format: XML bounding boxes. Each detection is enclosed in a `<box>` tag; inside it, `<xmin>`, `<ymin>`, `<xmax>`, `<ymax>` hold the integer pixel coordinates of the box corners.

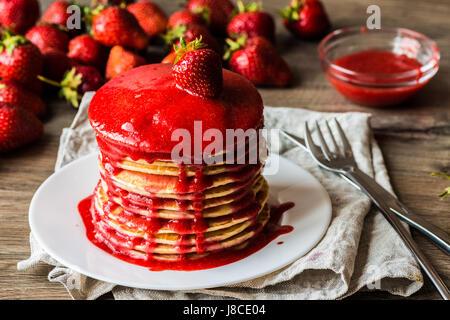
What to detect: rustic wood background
<box><xmin>0</xmin><ymin>0</ymin><xmax>448</xmax><ymax>300</ymax></box>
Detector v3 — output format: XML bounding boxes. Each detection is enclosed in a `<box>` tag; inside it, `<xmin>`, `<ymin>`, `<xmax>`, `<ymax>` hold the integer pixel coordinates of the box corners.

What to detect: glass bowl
<box><xmin>318</xmin><ymin>27</ymin><xmax>440</xmax><ymax>107</ymax></box>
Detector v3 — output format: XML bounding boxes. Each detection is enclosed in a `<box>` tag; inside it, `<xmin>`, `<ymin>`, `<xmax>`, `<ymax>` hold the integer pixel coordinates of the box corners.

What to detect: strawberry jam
<box><xmin>326</xmin><ymin>50</ymin><xmax>427</xmax><ymax>107</ymax></box>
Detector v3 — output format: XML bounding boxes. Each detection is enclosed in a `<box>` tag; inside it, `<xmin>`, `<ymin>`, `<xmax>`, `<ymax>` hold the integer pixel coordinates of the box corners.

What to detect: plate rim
<box><xmin>29</xmin><ymin>152</ymin><xmax>332</xmax><ymax>291</ymax></box>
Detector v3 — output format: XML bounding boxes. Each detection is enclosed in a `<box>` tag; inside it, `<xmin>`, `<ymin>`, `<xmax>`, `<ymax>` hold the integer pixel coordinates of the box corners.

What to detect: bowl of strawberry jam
<box><xmin>318</xmin><ymin>27</ymin><xmax>440</xmax><ymax>107</ymax></box>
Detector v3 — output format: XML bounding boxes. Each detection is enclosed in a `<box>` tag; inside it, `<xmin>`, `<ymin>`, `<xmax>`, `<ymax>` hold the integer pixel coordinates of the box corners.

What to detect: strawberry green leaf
<box><xmin>431</xmin><ymin>172</ymin><xmax>450</xmax><ymax>199</ymax></box>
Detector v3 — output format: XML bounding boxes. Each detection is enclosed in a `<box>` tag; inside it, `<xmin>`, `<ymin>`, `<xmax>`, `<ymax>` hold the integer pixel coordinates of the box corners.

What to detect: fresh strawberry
<box><xmin>0</xmin><ymin>31</ymin><xmax>43</xmax><ymax>92</ymax></box>
<box><xmin>172</xmin><ymin>38</ymin><xmax>223</xmax><ymax>98</ymax></box>
<box><xmin>0</xmin><ymin>102</ymin><xmax>43</xmax><ymax>153</ymax></box>
<box><xmin>161</xmin><ymin>51</ymin><xmax>177</xmax><ymax>64</ymax></box>
<box><xmin>40</xmin><ymin>1</ymin><xmax>71</xmax><ymax>27</ymax></box>
<box><xmin>92</xmin><ymin>0</ymin><xmax>134</xmax><ymax>6</ymax></box>
<box><xmin>68</xmin><ymin>35</ymin><xmax>106</xmax><ymax>70</ymax></box>
<box><xmin>92</xmin><ymin>6</ymin><xmax>149</xmax><ymax>50</ymax></box>
<box><xmin>167</xmin><ymin>10</ymin><xmax>204</xmax><ymax>29</ymax></box>
<box><xmin>224</xmin><ymin>36</ymin><xmax>292</xmax><ymax>87</ymax></box>
<box><xmin>38</xmin><ymin>65</ymin><xmax>104</xmax><ymax>107</ymax></box>
<box><xmin>0</xmin><ymin>80</ymin><xmax>46</xmax><ymax>117</ymax></box>
<box><xmin>0</xmin><ymin>0</ymin><xmax>40</xmax><ymax>34</ymax></box>
<box><xmin>127</xmin><ymin>1</ymin><xmax>168</xmax><ymax>38</ymax></box>
<box><xmin>42</xmin><ymin>49</ymin><xmax>73</xmax><ymax>81</ymax></box>
<box><xmin>25</xmin><ymin>24</ymin><xmax>70</xmax><ymax>53</ymax></box>
<box><xmin>186</xmin><ymin>0</ymin><xmax>234</xmax><ymax>35</ymax></box>
<box><xmin>280</xmin><ymin>0</ymin><xmax>330</xmax><ymax>39</ymax></box>
<box><xmin>105</xmin><ymin>45</ymin><xmax>146</xmax><ymax>80</ymax></box>
<box><xmin>164</xmin><ymin>23</ymin><xmax>221</xmax><ymax>54</ymax></box>
<box><xmin>227</xmin><ymin>1</ymin><xmax>275</xmax><ymax>43</ymax></box>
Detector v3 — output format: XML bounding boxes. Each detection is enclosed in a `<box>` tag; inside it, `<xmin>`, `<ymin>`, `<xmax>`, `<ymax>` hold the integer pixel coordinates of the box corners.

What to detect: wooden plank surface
<box><xmin>0</xmin><ymin>0</ymin><xmax>448</xmax><ymax>300</ymax></box>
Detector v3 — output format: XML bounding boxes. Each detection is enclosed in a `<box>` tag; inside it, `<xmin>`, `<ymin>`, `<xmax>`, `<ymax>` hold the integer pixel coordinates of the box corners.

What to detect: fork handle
<box><xmin>343</xmin><ymin>169</ymin><xmax>450</xmax><ymax>255</ymax></box>
<box><xmin>344</xmin><ymin>168</ymin><xmax>450</xmax><ymax>300</ymax></box>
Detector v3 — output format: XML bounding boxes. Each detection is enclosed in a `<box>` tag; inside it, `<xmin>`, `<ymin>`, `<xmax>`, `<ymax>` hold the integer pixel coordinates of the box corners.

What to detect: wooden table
<box><xmin>0</xmin><ymin>0</ymin><xmax>448</xmax><ymax>300</ymax></box>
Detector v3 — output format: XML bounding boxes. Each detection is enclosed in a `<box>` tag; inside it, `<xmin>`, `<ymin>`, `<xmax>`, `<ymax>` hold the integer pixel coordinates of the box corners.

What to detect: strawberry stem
<box><xmin>0</xmin><ymin>31</ymin><xmax>29</xmax><ymax>55</ymax></box>
<box><xmin>279</xmin><ymin>0</ymin><xmax>302</xmax><ymax>21</ymax></box>
<box><xmin>173</xmin><ymin>36</ymin><xmax>207</xmax><ymax>64</ymax></box>
<box><xmin>37</xmin><ymin>75</ymin><xmax>62</xmax><ymax>87</ymax></box>
<box><xmin>223</xmin><ymin>34</ymin><xmax>247</xmax><ymax>60</ymax></box>
<box><xmin>431</xmin><ymin>172</ymin><xmax>450</xmax><ymax>199</ymax></box>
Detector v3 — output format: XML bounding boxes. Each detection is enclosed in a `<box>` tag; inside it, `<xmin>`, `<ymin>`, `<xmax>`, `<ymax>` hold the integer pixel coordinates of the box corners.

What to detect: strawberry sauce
<box><xmin>327</xmin><ymin>50</ymin><xmax>426</xmax><ymax>106</ymax></box>
<box><xmin>78</xmin><ymin>196</ymin><xmax>294</xmax><ymax>271</ymax></box>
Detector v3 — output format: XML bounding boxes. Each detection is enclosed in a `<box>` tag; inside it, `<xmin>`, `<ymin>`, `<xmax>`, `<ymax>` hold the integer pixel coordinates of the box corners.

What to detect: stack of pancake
<box><xmin>91</xmin><ymin>144</ymin><xmax>269</xmax><ymax>262</ymax></box>
<box><xmin>87</xmin><ymin>64</ymin><xmax>269</xmax><ymax>265</ymax></box>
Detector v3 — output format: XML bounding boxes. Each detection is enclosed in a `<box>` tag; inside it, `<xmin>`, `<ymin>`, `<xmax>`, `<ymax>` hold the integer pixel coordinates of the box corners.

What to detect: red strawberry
<box><xmin>92</xmin><ymin>0</ymin><xmax>134</xmax><ymax>5</ymax></box>
<box><xmin>280</xmin><ymin>0</ymin><xmax>330</xmax><ymax>39</ymax></box>
<box><xmin>0</xmin><ymin>80</ymin><xmax>46</xmax><ymax>117</ymax></box>
<box><xmin>0</xmin><ymin>0</ymin><xmax>40</xmax><ymax>34</ymax></box>
<box><xmin>227</xmin><ymin>1</ymin><xmax>275</xmax><ymax>43</ymax></box>
<box><xmin>224</xmin><ymin>36</ymin><xmax>292</xmax><ymax>87</ymax></box>
<box><xmin>172</xmin><ymin>38</ymin><xmax>223</xmax><ymax>98</ymax></box>
<box><xmin>127</xmin><ymin>1</ymin><xmax>168</xmax><ymax>38</ymax></box>
<box><xmin>38</xmin><ymin>65</ymin><xmax>104</xmax><ymax>107</ymax></box>
<box><xmin>167</xmin><ymin>10</ymin><xmax>204</xmax><ymax>29</ymax></box>
<box><xmin>0</xmin><ymin>102</ymin><xmax>43</xmax><ymax>153</ymax></box>
<box><xmin>42</xmin><ymin>49</ymin><xmax>73</xmax><ymax>81</ymax></box>
<box><xmin>92</xmin><ymin>6</ymin><xmax>149</xmax><ymax>50</ymax></box>
<box><xmin>68</xmin><ymin>35</ymin><xmax>106</xmax><ymax>70</ymax></box>
<box><xmin>186</xmin><ymin>0</ymin><xmax>234</xmax><ymax>35</ymax></box>
<box><xmin>25</xmin><ymin>25</ymin><xmax>70</xmax><ymax>53</ymax></box>
<box><xmin>40</xmin><ymin>1</ymin><xmax>71</xmax><ymax>27</ymax></box>
<box><xmin>106</xmin><ymin>45</ymin><xmax>146</xmax><ymax>80</ymax></box>
<box><xmin>0</xmin><ymin>32</ymin><xmax>43</xmax><ymax>92</ymax></box>
<box><xmin>164</xmin><ymin>23</ymin><xmax>221</xmax><ymax>54</ymax></box>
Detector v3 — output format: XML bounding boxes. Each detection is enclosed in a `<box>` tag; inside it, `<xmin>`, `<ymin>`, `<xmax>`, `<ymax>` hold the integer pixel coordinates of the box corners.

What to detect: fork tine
<box><xmin>334</xmin><ymin>119</ymin><xmax>353</xmax><ymax>158</ymax></box>
<box><xmin>315</xmin><ymin>121</ymin><xmax>333</xmax><ymax>160</ymax></box>
<box><xmin>304</xmin><ymin>122</ymin><xmax>323</xmax><ymax>159</ymax></box>
<box><xmin>325</xmin><ymin>120</ymin><xmax>341</xmax><ymax>158</ymax></box>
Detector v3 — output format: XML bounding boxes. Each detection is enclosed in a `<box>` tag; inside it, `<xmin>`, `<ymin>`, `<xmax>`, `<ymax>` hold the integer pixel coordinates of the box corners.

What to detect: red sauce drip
<box><xmin>327</xmin><ymin>49</ymin><xmax>427</xmax><ymax>107</ymax></box>
<box><xmin>78</xmin><ymin>197</ymin><xmax>294</xmax><ymax>271</ymax></box>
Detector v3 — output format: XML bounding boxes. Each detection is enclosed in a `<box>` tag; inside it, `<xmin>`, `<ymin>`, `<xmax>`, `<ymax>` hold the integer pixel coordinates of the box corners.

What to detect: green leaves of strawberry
<box><xmin>0</xmin><ymin>31</ymin><xmax>29</xmax><ymax>55</ymax></box>
<box><xmin>431</xmin><ymin>172</ymin><xmax>450</xmax><ymax>199</ymax></box>
<box><xmin>38</xmin><ymin>68</ymin><xmax>83</xmax><ymax>108</ymax></box>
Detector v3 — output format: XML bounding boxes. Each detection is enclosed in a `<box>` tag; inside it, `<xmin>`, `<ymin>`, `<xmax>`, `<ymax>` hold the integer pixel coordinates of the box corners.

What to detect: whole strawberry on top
<box><xmin>68</xmin><ymin>35</ymin><xmax>106</xmax><ymax>70</ymax></box>
<box><xmin>172</xmin><ymin>37</ymin><xmax>223</xmax><ymax>98</ymax></box>
<box><xmin>224</xmin><ymin>35</ymin><xmax>292</xmax><ymax>87</ymax></box>
<box><xmin>0</xmin><ymin>31</ymin><xmax>43</xmax><ymax>92</ymax></box>
<box><xmin>186</xmin><ymin>0</ymin><xmax>235</xmax><ymax>36</ymax></box>
<box><xmin>106</xmin><ymin>45</ymin><xmax>146</xmax><ymax>80</ymax></box>
<box><xmin>280</xmin><ymin>0</ymin><xmax>330</xmax><ymax>39</ymax></box>
<box><xmin>227</xmin><ymin>1</ymin><xmax>275</xmax><ymax>43</ymax></box>
<box><xmin>92</xmin><ymin>6</ymin><xmax>149</xmax><ymax>50</ymax></box>
<box><xmin>38</xmin><ymin>65</ymin><xmax>104</xmax><ymax>107</ymax></box>
<box><xmin>25</xmin><ymin>24</ymin><xmax>70</xmax><ymax>53</ymax></box>
<box><xmin>0</xmin><ymin>102</ymin><xmax>43</xmax><ymax>153</ymax></box>
<box><xmin>0</xmin><ymin>80</ymin><xmax>46</xmax><ymax>117</ymax></box>
<box><xmin>167</xmin><ymin>10</ymin><xmax>205</xmax><ymax>29</ymax></box>
<box><xmin>0</xmin><ymin>0</ymin><xmax>40</xmax><ymax>34</ymax></box>
<box><xmin>127</xmin><ymin>1</ymin><xmax>168</xmax><ymax>38</ymax></box>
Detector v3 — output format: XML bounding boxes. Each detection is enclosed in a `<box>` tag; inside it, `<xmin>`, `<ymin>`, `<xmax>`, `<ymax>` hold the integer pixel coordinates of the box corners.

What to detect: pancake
<box><xmin>92</xmin><ymin>203</ymin><xmax>271</xmax><ymax>256</ymax></box>
<box><xmin>93</xmin><ymin>180</ymin><xmax>269</xmax><ymax>236</ymax></box>
<box><xmin>100</xmin><ymin>177</ymin><xmax>268</xmax><ymax>219</ymax></box>
<box><xmin>99</xmin><ymin>160</ymin><xmax>262</xmax><ymax>195</ymax></box>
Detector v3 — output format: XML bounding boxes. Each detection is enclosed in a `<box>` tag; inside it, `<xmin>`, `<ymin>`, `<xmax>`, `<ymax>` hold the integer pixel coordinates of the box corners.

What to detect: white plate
<box><xmin>29</xmin><ymin>153</ymin><xmax>331</xmax><ymax>290</ymax></box>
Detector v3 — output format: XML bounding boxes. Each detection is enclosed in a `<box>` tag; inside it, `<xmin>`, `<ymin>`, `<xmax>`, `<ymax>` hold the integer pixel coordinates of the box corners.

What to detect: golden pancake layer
<box><xmin>86</xmin><ymin>147</ymin><xmax>269</xmax><ymax>262</ymax></box>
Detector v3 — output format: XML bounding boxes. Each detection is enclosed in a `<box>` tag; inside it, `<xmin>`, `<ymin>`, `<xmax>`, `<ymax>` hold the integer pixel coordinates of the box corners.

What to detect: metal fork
<box><xmin>304</xmin><ymin>119</ymin><xmax>450</xmax><ymax>300</ymax></box>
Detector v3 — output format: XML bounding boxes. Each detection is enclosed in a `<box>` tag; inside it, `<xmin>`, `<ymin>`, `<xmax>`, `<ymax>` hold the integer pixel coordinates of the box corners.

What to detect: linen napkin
<box><xmin>18</xmin><ymin>92</ymin><xmax>423</xmax><ymax>300</ymax></box>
